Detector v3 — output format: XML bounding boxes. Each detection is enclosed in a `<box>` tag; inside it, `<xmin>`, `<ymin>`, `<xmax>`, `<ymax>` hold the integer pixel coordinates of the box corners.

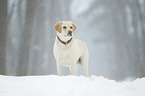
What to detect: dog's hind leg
<box><xmin>83</xmin><ymin>63</ymin><xmax>89</xmax><ymax>77</ymax></box>
<box><xmin>81</xmin><ymin>56</ymin><xmax>89</xmax><ymax>77</ymax></box>
<box><xmin>57</xmin><ymin>63</ymin><xmax>62</xmax><ymax>76</ymax></box>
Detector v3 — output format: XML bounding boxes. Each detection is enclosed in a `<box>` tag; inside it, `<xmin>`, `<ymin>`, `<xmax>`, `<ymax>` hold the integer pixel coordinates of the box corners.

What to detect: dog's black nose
<box><xmin>68</xmin><ymin>30</ymin><xmax>72</xmax><ymax>36</ymax></box>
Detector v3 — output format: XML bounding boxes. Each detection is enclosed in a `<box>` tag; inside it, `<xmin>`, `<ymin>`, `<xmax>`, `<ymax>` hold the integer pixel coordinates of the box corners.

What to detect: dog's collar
<box><xmin>57</xmin><ymin>35</ymin><xmax>73</xmax><ymax>45</ymax></box>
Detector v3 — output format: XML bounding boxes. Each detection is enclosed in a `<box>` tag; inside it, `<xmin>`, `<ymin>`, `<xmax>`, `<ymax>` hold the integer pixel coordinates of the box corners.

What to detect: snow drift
<box><xmin>0</xmin><ymin>75</ymin><xmax>145</xmax><ymax>96</ymax></box>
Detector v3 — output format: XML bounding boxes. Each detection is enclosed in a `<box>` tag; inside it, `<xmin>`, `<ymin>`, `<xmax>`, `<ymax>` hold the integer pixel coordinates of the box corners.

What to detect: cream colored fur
<box><xmin>53</xmin><ymin>21</ymin><xmax>89</xmax><ymax>76</ymax></box>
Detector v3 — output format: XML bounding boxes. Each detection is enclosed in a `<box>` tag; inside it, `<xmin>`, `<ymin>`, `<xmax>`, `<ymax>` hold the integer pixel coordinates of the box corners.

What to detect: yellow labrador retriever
<box><xmin>53</xmin><ymin>21</ymin><xmax>89</xmax><ymax>76</ymax></box>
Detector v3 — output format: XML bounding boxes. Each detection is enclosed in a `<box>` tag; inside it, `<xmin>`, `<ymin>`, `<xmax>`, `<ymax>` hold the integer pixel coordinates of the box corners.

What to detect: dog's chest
<box><xmin>55</xmin><ymin>44</ymin><xmax>80</xmax><ymax>66</ymax></box>
<box><xmin>58</xmin><ymin>48</ymin><xmax>76</xmax><ymax>66</ymax></box>
<box><xmin>54</xmin><ymin>38</ymin><xmax>83</xmax><ymax>66</ymax></box>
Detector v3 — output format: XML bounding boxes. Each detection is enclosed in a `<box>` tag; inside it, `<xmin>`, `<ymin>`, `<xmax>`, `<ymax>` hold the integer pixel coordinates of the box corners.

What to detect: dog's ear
<box><xmin>54</xmin><ymin>22</ymin><xmax>62</xmax><ymax>33</ymax></box>
<box><xmin>72</xmin><ymin>24</ymin><xmax>76</xmax><ymax>32</ymax></box>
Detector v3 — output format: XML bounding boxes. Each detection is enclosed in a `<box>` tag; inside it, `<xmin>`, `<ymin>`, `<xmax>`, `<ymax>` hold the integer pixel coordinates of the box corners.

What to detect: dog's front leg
<box><xmin>57</xmin><ymin>63</ymin><xmax>62</xmax><ymax>76</ymax></box>
<box><xmin>69</xmin><ymin>64</ymin><xmax>77</xmax><ymax>76</ymax></box>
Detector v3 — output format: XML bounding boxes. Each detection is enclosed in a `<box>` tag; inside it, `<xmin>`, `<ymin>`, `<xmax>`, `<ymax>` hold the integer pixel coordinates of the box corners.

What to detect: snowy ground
<box><xmin>0</xmin><ymin>75</ymin><xmax>145</xmax><ymax>96</ymax></box>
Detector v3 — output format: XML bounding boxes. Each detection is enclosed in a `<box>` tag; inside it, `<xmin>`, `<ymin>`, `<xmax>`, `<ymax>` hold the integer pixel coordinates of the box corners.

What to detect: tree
<box><xmin>16</xmin><ymin>0</ymin><xmax>36</xmax><ymax>75</ymax></box>
<box><xmin>0</xmin><ymin>0</ymin><xmax>7</xmax><ymax>75</ymax></box>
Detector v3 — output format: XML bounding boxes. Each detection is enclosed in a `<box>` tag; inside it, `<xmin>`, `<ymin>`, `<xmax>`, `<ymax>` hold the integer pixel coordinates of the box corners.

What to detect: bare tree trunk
<box><xmin>16</xmin><ymin>0</ymin><xmax>36</xmax><ymax>75</ymax></box>
<box><xmin>0</xmin><ymin>0</ymin><xmax>7</xmax><ymax>75</ymax></box>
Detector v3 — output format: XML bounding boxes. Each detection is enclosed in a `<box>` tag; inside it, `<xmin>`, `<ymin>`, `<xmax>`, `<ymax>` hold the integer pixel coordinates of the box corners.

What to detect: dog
<box><xmin>53</xmin><ymin>21</ymin><xmax>89</xmax><ymax>76</ymax></box>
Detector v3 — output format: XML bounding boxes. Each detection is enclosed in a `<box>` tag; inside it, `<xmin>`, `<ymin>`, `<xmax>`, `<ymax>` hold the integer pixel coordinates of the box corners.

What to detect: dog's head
<box><xmin>54</xmin><ymin>21</ymin><xmax>76</xmax><ymax>38</ymax></box>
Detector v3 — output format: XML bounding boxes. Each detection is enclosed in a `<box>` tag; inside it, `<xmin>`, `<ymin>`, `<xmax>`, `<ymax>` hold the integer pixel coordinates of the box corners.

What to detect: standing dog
<box><xmin>53</xmin><ymin>21</ymin><xmax>89</xmax><ymax>76</ymax></box>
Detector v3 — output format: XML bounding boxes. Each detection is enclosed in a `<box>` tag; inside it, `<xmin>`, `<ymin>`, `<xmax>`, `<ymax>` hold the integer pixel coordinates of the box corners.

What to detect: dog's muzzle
<box><xmin>68</xmin><ymin>30</ymin><xmax>72</xmax><ymax>36</ymax></box>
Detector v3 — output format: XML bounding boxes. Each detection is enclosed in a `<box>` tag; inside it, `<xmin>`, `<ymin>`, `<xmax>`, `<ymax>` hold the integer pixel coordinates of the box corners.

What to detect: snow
<box><xmin>0</xmin><ymin>75</ymin><xmax>145</xmax><ymax>96</ymax></box>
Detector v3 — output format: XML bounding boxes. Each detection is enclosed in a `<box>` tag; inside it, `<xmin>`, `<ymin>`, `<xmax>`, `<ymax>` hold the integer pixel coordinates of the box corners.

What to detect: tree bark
<box><xmin>0</xmin><ymin>0</ymin><xmax>7</xmax><ymax>75</ymax></box>
<box><xmin>16</xmin><ymin>0</ymin><xmax>36</xmax><ymax>75</ymax></box>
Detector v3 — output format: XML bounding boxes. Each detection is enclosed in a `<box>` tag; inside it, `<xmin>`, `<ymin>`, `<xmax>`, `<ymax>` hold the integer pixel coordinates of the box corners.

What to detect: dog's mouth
<box><xmin>67</xmin><ymin>31</ymin><xmax>72</xmax><ymax>36</ymax></box>
<box><xmin>64</xmin><ymin>33</ymin><xmax>72</xmax><ymax>37</ymax></box>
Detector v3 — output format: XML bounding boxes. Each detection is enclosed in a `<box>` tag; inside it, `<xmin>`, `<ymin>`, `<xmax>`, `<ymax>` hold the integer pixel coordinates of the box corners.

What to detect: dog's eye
<box><xmin>70</xmin><ymin>26</ymin><xmax>73</xmax><ymax>29</ymax></box>
<box><xmin>63</xmin><ymin>26</ymin><xmax>66</xmax><ymax>29</ymax></box>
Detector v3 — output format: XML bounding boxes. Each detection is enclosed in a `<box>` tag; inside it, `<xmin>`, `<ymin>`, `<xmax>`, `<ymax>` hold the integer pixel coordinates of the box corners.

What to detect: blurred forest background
<box><xmin>0</xmin><ymin>0</ymin><xmax>145</xmax><ymax>81</ymax></box>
